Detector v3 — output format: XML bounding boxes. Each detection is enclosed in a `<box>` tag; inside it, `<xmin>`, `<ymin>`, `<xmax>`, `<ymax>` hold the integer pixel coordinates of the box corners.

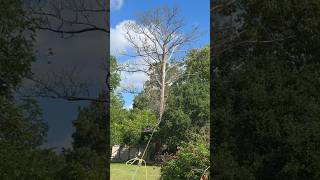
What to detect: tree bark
<box><xmin>159</xmin><ymin>47</ymin><xmax>167</xmax><ymax>121</ymax></box>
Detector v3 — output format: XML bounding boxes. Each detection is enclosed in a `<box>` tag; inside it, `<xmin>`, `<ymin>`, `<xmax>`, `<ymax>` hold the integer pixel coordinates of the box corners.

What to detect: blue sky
<box><xmin>111</xmin><ymin>0</ymin><xmax>210</xmax><ymax>109</ymax></box>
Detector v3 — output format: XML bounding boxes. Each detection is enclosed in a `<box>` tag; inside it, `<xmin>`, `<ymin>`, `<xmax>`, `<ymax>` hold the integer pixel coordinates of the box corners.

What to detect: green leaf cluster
<box><xmin>213</xmin><ymin>0</ymin><xmax>320</xmax><ymax>179</ymax></box>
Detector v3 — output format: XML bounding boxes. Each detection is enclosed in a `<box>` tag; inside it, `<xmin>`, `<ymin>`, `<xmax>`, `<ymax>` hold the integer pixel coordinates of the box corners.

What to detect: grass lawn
<box><xmin>111</xmin><ymin>163</ymin><xmax>161</xmax><ymax>180</ymax></box>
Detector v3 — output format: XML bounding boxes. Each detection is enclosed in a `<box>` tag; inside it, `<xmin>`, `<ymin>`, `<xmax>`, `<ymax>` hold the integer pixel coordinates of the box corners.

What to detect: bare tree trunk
<box><xmin>159</xmin><ymin>47</ymin><xmax>167</xmax><ymax>121</ymax></box>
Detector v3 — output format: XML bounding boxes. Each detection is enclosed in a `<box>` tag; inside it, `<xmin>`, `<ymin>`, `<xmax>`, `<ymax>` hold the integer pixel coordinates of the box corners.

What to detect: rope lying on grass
<box><xmin>126</xmin><ymin>120</ymin><xmax>161</xmax><ymax>180</ymax></box>
<box><xmin>126</xmin><ymin>156</ymin><xmax>147</xmax><ymax>180</ymax></box>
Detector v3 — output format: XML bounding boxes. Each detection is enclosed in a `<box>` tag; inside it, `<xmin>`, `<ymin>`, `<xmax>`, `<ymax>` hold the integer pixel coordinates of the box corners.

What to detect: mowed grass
<box><xmin>111</xmin><ymin>163</ymin><xmax>161</xmax><ymax>180</ymax></box>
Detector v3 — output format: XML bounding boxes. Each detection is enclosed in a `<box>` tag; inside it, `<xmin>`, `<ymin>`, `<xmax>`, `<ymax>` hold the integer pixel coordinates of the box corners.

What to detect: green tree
<box><xmin>0</xmin><ymin>146</ymin><xmax>66</xmax><ymax>180</ymax></box>
<box><xmin>160</xmin><ymin>129</ymin><xmax>209</xmax><ymax>180</ymax></box>
<box><xmin>0</xmin><ymin>0</ymin><xmax>36</xmax><ymax>96</ymax></box>
<box><xmin>111</xmin><ymin>92</ymin><xmax>157</xmax><ymax>146</ymax></box>
<box><xmin>122</xmin><ymin>109</ymin><xmax>157</xmax><ymax>146</ymax></box>
<box><xmin>72</xmin><ymin>56</ymin><xmax>122</xmax><ymax>152</ymax></box>
<box><xmin>159</xmin><ymin>46</ymin><xmax>210</xmax><ymax>179</ymax></box>
<box><xmin>158</xmin><ymin>46</ymin><xmax>210</xmax><ymax>149</ymax></box>
<box><xmin>110</xmin><ymin>56</ymin><xmax>158</xmax><ymax>147</ymax></box>
<box><xmin>0</xmin><ymin>1</ymin><xmax>70</xmax><ymax>179</ymax></box>
<box><xmin>60</xmin><ymin>148</ymin><xmax>107</xmax><ymax>180</ymax></box>
<box><xmin>72</xmin><ymin>95</ymin><xmax>109</xmax><ymax>155</ymax></box>
<box><xmin>69</xmin><ymin>100</ymin><xmax>110</xmax><ymax>178</ymax></box>
<box><xmin>0</xmin><ymin>98</ymin><xmax>47</xmax><ymax>150</ymax></box>
<box><xmin>110</xmin><ymin>92</ymin><xmax>129</xmax><ymax>146</ymax></box>
<box><xmin>110</xmin><ymin>56</ymin><xmax>121</xmax><ymax>91</ymax></box>
<box><xmin>0</xmin><ymin>98</ymin><xmax>67</xmax><ymax>180</ymax></box>
<box><xmin>213</xmin><ymin>0</ymin><xmax>320</xmax><ymax>179</ymax></box>
<box><xmin>133</xmin><ymin>62</ymin><xmax>181</xmax><ymax>118</ymax></box>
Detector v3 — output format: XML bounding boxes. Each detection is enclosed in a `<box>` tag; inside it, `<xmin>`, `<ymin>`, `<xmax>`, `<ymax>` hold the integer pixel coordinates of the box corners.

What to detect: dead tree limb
<box><xmin>27</xmin><ymin>0</ymin><xmax>109</xmax><ymax>38</ymax></box>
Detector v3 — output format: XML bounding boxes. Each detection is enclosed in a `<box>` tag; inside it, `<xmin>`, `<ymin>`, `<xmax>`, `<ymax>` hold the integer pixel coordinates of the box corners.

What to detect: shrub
<box><xmin>160</xmin><ymin>132</ymin><xmax>209</xmax><ymax>180</ymax></box>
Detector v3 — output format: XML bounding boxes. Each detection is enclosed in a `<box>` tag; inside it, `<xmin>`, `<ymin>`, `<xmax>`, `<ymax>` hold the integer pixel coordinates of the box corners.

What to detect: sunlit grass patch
<box><xmin>110</xmin><ymin>163</ymin><xmax>161</xmax><ymax>180</ymax></box>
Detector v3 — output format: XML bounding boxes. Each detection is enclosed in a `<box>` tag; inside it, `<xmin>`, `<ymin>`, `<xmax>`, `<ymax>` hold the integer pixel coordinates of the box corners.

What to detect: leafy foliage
<box><xmin>122</xmin><ymin>109</ymin><xmax>157</xmax><ymax>145</ymax></box>
<box><xmin>0</xmin><ymin>1</ymin><xmax>67</xmax><ymax>179</ymax></box>
<box><xmin>158</xmin><ymin>46</ymin><xmax>210</xmax><ymax>179</ymax></box>
<box><xmin>110</xmin><ymin>93</ymin><xmax>129</xmax><ymax>146</ymax></box>
<box><xmin>0</xmin><ymin>146</ymin><xmax>66</xmax><ymax>180</ymax></box>
<box><xmin>133</xmin><ymin>62</ymin><xmax>182</xmax><ymax>118</ymax></box>
<box><xmin>72</xmin><ymin>94</ymin><xmax>108</xmax><ymax>155</ymax></box>
<box><xmin>110</xmin><ymin>57</ymin><xmax>158</xmax><ymax>146</ymax></box>
<box><xmin>0</xmin><ymin>0</ymin><xmax>36</xmax><ymax>96</ymax></box>
<box><xmin>213</xmin><ymin>0</ymin><xmax>320</xmax><ymax>179</ymax></box>
<box><xmin>110</xmin><ymin>56</ymin><xmax>121</xmax><ymax>91</ymax></box>
<box><xmin>158</xmin><ymin>46</ymin><xmax>210</xmax><ymax>147</ymax></box>
<box><xmin>60</xmin><ymin>148</ymin><xmax>108</xmax><ymax>180</ymax></box>
<box><xmin>111</xmin><ymin>97</ymin><xmax>157</xmax><ymax>146</ymax></box>
<box><xmin>0</xmin><ymin>98</ymin><xmax>47</xmax><ymax>150</ymax></box>
<box><xmin>160</xmin><ymin>130</ymin><xmax>209</xmax><ymax>180</ymax></box>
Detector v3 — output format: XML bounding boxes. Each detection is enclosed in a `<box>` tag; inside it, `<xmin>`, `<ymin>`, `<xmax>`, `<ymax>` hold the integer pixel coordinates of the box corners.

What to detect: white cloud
<box><xmin>110</xmin><ymin>20</ymin><xmax>133</xmax><ymax>56</ymax></box>
<box><xmin>111</xmin><ymin>0</ymin><xmax>124</xmax><ymax>11</ymax></box>
<box><xmin>119</xmin><ymin>57</ymin><xmax>149</xmax><ymax>91</ymax></box>
<box><xmin>111</xmin><ymin>20</ymin><xmax>166</xmax><ymax>57</ymax></box>
<box><xmin>111</xmin><ymin>21</ymin><xmax>149</xmax><ymax>93</ymax></box>
<box><xmin>120</xmin><ymin>69</ymin><xmax>148</xmax><ymax>90</ymax></box>
<box><xmin>112</xmin><ymin>20</ymin><xmax>166</xmax><ymax>93</ymax></box>
<box><xmin>125</xmin><ymin>104</ymin><xmax>133</xmax><ymax>110</ymax></box>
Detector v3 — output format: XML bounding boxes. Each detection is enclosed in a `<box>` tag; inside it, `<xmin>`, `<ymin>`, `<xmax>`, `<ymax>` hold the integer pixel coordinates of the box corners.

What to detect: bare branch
<box><xmin>19</xmin><ymin>65</ymin><xmax>108</xmax><ymax>102</ymax></box>
<box><xmin>215</xmin><ymin>35</ymin><xmax>296</xmax><ymax>55</ymax></box>
<box><xmin>37</xmin><ymin>26</ymin><xmax>108</xmax><ymax>34</ymax></box>
<box><xmin>121</xmin><ymin>6</ymin><xmax>199</xmax><ymax>121</ymax></box>
<box><xmin>27</xmin><ymin>0</ymin><xmax>109</xmax><ymax>36</ymax></box>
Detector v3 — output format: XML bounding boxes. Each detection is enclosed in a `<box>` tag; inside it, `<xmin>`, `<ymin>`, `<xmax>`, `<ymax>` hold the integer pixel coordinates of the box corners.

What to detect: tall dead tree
<box><xmin>123</xmin><ymin>6</ymin><xmax>199</xmax><ymax>121</ymax></box>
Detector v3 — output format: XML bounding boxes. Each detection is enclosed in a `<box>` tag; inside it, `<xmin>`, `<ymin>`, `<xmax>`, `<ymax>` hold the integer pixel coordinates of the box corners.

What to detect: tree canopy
<box><xmin>0</xmin><ymin>1</ymin><xmax>66</xmax><ymax>179</ymax></box>
<box><xmin>213</xmin><ymin>0</ymin><xmax>320</xmax><ymax>179</ymax></box>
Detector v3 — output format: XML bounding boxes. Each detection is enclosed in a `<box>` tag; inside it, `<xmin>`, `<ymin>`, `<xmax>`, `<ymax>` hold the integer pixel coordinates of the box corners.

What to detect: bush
<box><xmin>160</xmin><ymin>132</ymin><xmax>209</xmax><ymax>180</ymax></box>
<box><xmin>61</xmin><ymin>147</ymin><xmax>108</xmax><ymax>180</ymax></box>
